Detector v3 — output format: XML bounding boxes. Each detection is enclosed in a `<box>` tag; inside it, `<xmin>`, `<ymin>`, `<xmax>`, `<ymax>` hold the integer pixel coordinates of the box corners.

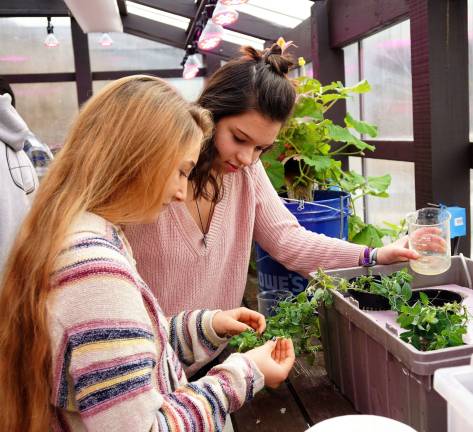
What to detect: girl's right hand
<box><xmin>243</xmin><ymin>338</ymin><xmax>295</xmax><ymax>388</ymax></box>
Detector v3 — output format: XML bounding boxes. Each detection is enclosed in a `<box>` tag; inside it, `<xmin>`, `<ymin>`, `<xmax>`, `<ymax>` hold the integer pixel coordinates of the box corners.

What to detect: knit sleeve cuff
<box><xmin>223</xmin><ymin>353</ymin><xmax>265</xmax><ymax>396</ymax></box>
<box><xmin>202</xmin><ymin>309</ymin><xmax>230</xmax><ymax>347</ymax></box>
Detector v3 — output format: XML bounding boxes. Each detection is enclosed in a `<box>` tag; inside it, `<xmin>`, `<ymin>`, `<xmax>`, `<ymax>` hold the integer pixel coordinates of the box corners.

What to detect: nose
<box><xmin>236</xmin><ymin>147</ymin><xmax>254</xmax><ymax>167</ymax></box>
<box><xmin>174</xmin><ymin>180</ymin><xmax>187</xmax><ymax>202</ymax></box>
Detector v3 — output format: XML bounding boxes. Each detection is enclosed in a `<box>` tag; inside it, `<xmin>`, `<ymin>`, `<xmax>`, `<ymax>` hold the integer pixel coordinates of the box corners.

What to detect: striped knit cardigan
<box><xmin>47</xmin><ymin>212</ymin><xmax>264</xmax><ymax>431</ymax></box>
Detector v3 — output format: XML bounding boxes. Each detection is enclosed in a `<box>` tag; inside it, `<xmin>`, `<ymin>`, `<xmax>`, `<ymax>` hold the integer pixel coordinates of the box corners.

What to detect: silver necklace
<box><xmin>195</xmin><ymin>199</ymin><xmax>215</xmax><ymax>248</ymax></box>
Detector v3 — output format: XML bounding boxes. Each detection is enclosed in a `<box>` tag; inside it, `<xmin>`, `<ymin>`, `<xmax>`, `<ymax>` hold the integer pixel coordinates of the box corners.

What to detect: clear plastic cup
<box><xmin>257</xmin><ymin>290</ymin><xmax>293</xmax><ymax>317</ymax></box>
<box><xmin>407</xmin><ymin>207</ymin><xmax>451</xmax><ymax>275</ymax></box>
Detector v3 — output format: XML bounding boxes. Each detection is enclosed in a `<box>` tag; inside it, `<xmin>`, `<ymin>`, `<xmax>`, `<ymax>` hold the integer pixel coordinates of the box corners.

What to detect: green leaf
<box><xmin>300</xmin><ymin>155</ymin><xmax>333</xmax><ymax>171</ymax></box>
<box><xmin>419</xmin><ymin>292</ymin><xmax>429</xmax><ymax>306</ymax></box>
<box><xmin>366</xmin><ymin>174</ymin><xmax>392</xmax><ymax>195</ymax></box>
<box><xmin>261</xmin><ymin>156</ymin><xmax>285</xmax><ymax>191</ymax></box>
<box><xmin>343</xmin><ymin>79</ymin><xmax>371</xmax><ymax>94</ymax></box>
<box><xmin>293</xmin><ymin>96</ymin><xmax>324</xmax><ymax>120</ymax></box>
<box><xmin>351</xmin><ymin>224</ymin><xmax>384</xmax><ymax>247</ymax></box>
<box><xmin>325</xmin><ymin>124</ymin><xmax>375</xmax><ymax>152</ymax></box>
<box><xmin>344</xmin><ymin>112</ymin><xmax>378</xmax><ymax>138</ymax></box>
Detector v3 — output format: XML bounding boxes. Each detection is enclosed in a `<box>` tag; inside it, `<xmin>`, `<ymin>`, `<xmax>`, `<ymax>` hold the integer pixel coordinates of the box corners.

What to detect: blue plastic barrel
<box><xmin>255</xmin><ymin>190</ymin><xmax>351</xmax><ymax>294</ymax></box>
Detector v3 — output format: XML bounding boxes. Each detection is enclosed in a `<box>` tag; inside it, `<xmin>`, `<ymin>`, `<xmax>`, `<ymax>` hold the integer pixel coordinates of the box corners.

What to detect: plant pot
<box><xmin>256</xmin><ymin>190</ymin><xmax>351</xmax><ymax>294</ymax></box>
<box><xmin>408</xmin><ymin>289</ymin><xmax>463</xmax><ymax>307</ymax></box>
<box><xmin>345</xmin><ymin>275</ymin><xmax>391</xmax><ymax>311</ymax></box>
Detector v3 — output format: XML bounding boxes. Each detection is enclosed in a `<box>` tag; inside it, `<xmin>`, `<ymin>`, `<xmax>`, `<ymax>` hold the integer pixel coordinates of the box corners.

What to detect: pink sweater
<box><xmin>125</xmin><ymin>161</ymin><xmax>364</xmax><ymax>316</ymax></box>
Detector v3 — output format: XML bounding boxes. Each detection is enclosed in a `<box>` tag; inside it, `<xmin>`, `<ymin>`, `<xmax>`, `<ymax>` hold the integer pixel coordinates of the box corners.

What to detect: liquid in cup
<box><xmin>407</xmin><ymin>207</ymin><xmax>451</xmax><ymax>275</ymax></box>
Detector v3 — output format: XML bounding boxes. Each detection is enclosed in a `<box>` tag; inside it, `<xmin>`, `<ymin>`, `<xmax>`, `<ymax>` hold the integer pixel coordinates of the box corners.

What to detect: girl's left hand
<box><xmin>376</xmin><ymin>236</ymin><xmax>420</xmax><ymax>265</ymax></box>
<box><xmin>213</xmin><ymin>307</ymin><xmax>266</xmax><ymax>338</ymax></box>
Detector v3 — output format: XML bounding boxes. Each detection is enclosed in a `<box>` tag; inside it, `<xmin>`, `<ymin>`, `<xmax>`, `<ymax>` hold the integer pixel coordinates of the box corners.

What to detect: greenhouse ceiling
<box><xmin>1</xmin><ymin>0</ymin><xmax>316</xmax><ymax>59</ymax></box>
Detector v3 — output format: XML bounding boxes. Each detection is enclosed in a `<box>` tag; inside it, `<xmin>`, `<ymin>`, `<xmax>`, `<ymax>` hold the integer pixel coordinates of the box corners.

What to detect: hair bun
<box><xmin>262</xmin><ymin>43</ymin><xmax>294</xmax><ymax>76</ymax></box>
<box><xmin>239</xmin><ymin>44</ymin><xmax>294</xmax><ymax>76</ymax></box>
<box><xmin>240</xmin><ymin>45</ymin><xmax>262</xmax><ymax>62</ymax></box>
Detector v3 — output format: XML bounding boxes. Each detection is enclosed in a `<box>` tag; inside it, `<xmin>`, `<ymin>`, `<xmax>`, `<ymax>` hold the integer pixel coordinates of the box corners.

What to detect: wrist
<box><xmin>360</xmin><ymin>247</ymin><xmax>378</xmax><ymax>267</ymax></box>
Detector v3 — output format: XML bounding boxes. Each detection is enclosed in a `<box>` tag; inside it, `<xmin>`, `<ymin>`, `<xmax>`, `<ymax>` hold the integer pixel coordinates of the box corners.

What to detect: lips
<box><xmin>225</xmin><ymin>161</ymin><xmax>239</xmax><ymax>172</ymax></box>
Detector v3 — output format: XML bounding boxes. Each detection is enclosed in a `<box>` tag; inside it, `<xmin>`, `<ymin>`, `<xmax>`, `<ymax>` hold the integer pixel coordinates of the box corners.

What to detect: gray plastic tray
<box><xmin>317</xmin><ymin>256</ymin><xmax>473</xmax><ymax>432</ymax></box>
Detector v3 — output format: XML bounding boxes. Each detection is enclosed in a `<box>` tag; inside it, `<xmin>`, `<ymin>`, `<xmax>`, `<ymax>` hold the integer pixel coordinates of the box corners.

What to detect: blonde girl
<box><xmin>0</xmin><ymin>75</ymin><xmax>294</xmax><ymax>432</ymax></box>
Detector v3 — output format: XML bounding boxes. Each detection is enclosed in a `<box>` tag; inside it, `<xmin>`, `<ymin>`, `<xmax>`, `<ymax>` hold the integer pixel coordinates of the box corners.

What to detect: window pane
<box><xmin>348</xmin><ymin>156</ymin><xmax>365</xmax><ymax>219</ymax></box>
<box><xmin>365</xmin><ymin>159</ymin><xmax>415</xmax><ymax>232</ymax></box>
<box><xmin>89</xmin><ymin>33</ymin><xmax>190</xmax><ymax>71</ymax></box>
<box><xmin>361</xmin><ymin>20</ymin><xmax>413</xmax><ymax>140</ymax></box>
<box><xmin>165</xmin><ymin>78</ymin><xmax>205</xmax><ymax>102</ymax></box>
<box><xmin>0</xmin><ymin>17</ymin><xmax>74</xmax><ymax>73</ymax></box>
<box><xmin>11</xmin><ymin>82</ymin><xmax>78</xmax><ymax>151</ymax></box>
<box><xmin>343</xmin><ymin>43</ymin><xmax>361</xmax><ymax>123</ymax></box>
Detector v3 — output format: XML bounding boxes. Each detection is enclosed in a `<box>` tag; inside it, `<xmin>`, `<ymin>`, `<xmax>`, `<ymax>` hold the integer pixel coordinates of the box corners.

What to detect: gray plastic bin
<box><xmin>317</xmin><ymin>256</ymin><xmax>473</xmax><ymax>432</ymax></box>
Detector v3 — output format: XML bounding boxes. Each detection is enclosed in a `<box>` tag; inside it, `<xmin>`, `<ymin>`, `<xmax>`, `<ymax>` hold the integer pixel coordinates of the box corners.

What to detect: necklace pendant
<box><xmin>203</xmin><ymin>233</ymin><xmax>207</xmax><ymax>248</ymax></box>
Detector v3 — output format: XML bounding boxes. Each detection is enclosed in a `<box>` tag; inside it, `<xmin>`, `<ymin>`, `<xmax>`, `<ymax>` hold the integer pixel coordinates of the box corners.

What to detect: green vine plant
<box><xmin>230</xmin><ymin>269</ymin><xmax>471</xmax><ymax>359</ymax></box>
<box><xmin>261</xmin><ymin>76</ymin><xmax>403</xmax><ymax>248</ymax></box>
<box><xmin>397</xmin><ymin>292</ymin><xmax>469</xmax><ymax>351</ymax></box>
<box><xmin>229</xmin><ymin>270</ymin><xmax>348</xmax><ymax>365</ymax></box>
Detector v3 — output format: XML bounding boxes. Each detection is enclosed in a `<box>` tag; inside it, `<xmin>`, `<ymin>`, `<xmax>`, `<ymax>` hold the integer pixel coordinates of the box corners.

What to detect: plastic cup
<box><xmin>407</xmin><ymin>207</ymin><xmax>451</xmax><ymax>275</ymax></box>
<box><xmin>257</xmin><ymin>290</ymin><xmax>292</xmax><ymax>317</ymax></box>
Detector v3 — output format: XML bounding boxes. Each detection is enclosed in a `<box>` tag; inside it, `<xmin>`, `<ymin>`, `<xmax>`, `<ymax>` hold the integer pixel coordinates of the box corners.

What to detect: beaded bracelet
<box><xmin>361</xmin><ymin>247</ymin><xmax>378</xmax><ymax>267</ymax></box>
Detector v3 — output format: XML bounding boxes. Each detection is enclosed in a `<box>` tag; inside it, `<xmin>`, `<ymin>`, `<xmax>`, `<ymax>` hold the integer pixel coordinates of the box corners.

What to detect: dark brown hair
<box><xmin>191</xmin><ymin>43</ymin><xmax>296</xmax><ymax>202</ymax></box>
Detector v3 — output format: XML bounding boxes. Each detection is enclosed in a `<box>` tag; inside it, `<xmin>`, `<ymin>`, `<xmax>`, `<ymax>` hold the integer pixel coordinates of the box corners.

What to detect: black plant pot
<box><xmin>408</xmin><ymin>289</ymin><xmax>463</xmax><ymax>307</ymax></box>
<box><xmin>346</xmin><ymin>275</ymin><xmax>391</xmax><ymax>311</ymax></box>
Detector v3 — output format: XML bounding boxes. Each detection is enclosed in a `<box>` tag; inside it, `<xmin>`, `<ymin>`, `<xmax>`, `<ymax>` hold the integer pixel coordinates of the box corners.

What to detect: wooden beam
<box><xmin>122</xmin><ymin>13</ymin><xmax>239</xmax><ymax>59</ymax></box>
<box><xmin>117</xmin><ymin>0</ymin><xmax>127</xmax><ymax>16</ymax></box>
<box><xmin>311</xmin><ymin>1</ymin><xmax>348</xmax><ymax>171</ymax></box>
<box><xmin>360</xmin><ymin>141</ymin><xmax>415</xmax><ymax>162</ymax></box>
<box><xmin>311</xmin><ymin>2</ymin><xmax>346</xmax><ymax>121</ymax></box>
<box><xmin>203</xmin><ymin>54</ymin><xmax>221</xmax><ymax>78</ymax></box>
<box><xmin>122</xmin><ymin>13</ymin><xmax>187</xmax><ymax>49</ymax></box>
<box><xmin>2</xmin><ymin>73</ymin><xmax>76</xmax><ymax>83</ymax></box>
<box><xmin>409</xmin><ymin>0</ymin><xmax>470</xmax><ymax>253</ymax></box>
<box><xmin>225</xmin><ymin>13</ymin><xmax>289</xmax><ymax>41</ymax></box>
<box><xmin>328</xmin><ymin>0</ymin><xmax>409</xmax><ymax>48</ymax></box>
<box><xmin>70</xmin><ymin>17</ymin><xmax>92</xmax><ymax>106</ymax></box>
<box><xmin>132</xmin><ymin>0</ymin><xmax>288</xmax><ymax>42</ymax></box>
<box><xmin>130</xmin><ymin>0</ymin><xmax>196</xmax><ymax>19</ymax></box>
<box><xmin>0</xmin><ymin>0</ymin><xmax>68</xmax><ymax>16</ymax></box>
<box><xmin>92</xmin><ymin>69</ymin><xmax>206</xmax><ymax>80</ymax></box>
<box><xmin>279</xmin><ymin>17</ymin><xmax>311</xmax><ymax>61</ymax></box>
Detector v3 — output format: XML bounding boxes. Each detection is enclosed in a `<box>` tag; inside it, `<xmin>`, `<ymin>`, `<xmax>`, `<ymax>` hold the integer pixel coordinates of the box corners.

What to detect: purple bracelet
<box><xmin>360</xmin><ymin>247</ymin><xmax>377</xmax><ymax>267</ymax></box>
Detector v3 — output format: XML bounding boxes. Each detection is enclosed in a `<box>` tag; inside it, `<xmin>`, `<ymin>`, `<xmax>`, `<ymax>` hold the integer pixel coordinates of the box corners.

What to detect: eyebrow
<box><xmin>234</xmin><ymin>127</ymin><xmax>273</xmax><ymax>148</ymax></box>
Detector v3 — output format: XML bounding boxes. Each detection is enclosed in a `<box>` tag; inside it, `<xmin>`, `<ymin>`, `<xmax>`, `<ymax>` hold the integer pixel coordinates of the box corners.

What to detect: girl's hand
<box><xmin>243</xmin><ymin>338</ymin><xmax>295</xmax><ymax>388</ymax></box>
<box><xmin>212</xmin><ymin>307</ymin><xmax>266</xmax><ymax>337</ymax></box>
<box><xmin>376</xmin><ymin>236</ymin><xmax>420</xmax><ymax>265</ymax></box>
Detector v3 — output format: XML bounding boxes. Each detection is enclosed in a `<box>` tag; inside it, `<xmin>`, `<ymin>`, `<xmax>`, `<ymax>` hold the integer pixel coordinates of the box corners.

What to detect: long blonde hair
<box><xmin>0</xmin><ymin>75</ymin><xmax>212</xmax><ymax>431</ymax></box>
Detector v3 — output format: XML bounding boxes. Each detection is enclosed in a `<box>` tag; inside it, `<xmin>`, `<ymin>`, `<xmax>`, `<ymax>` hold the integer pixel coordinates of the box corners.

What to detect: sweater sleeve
<box><xmin>168</xmin><ymin>309</ymin><xmax>228</xmax><ymax>368</ymax></box>
<box><xmin>251</xmin><ymin>161</ymin><xmax>364</xmax><ymax>277</ymax></box>
<box><xmin>50</xmin><ymin>249</ymin><xmax>263</xmax><ymax>431</ymax></box>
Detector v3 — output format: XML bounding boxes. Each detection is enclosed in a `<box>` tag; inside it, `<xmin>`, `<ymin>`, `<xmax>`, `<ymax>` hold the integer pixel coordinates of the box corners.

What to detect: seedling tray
<box><xmin>316</xmin><ymin>256</ymin><xmax>473</xmax><ymax>432</ymax></box>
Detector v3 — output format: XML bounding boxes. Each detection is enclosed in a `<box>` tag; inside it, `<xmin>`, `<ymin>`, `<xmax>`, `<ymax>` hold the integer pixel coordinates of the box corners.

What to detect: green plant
<box><xmin>397</xmin><ymin>292</ymin><xmax>469</xmax><ymax>351</ymax></box>
<box><xmin>229</xmin><ymin>269</ymin><xmax>346</xmax><ymax>364</ymax></box>
<box><xmin>261</xmin><ymin>75</ymin><xmax>396</xmax><ymax>247</ymax></box>
<box><xmin>349</xmin><ymin>269</ymin><xmax>413</xmax><ymax>312</ymax></box>
<box><xmin>347</xmin><ymin>271</ymin><xmax>469</xmax><ymax>351</ymax></box>
<box><xmin>231</xmin><ymin>269</ymin><xmax>470</xmax><ymax>359</ymax></box>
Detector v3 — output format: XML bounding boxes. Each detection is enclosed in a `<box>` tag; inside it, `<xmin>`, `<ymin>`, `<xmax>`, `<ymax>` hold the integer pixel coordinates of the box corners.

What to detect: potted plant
<box><xmin>262</xmin><ymin>75</ymin><xmax>393</xmax><ymax>246</ymax></box>
<box><xmin>255</xmin><ymin>74</ymin><xmax>400</xmax><ymax>293</ymax></box>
